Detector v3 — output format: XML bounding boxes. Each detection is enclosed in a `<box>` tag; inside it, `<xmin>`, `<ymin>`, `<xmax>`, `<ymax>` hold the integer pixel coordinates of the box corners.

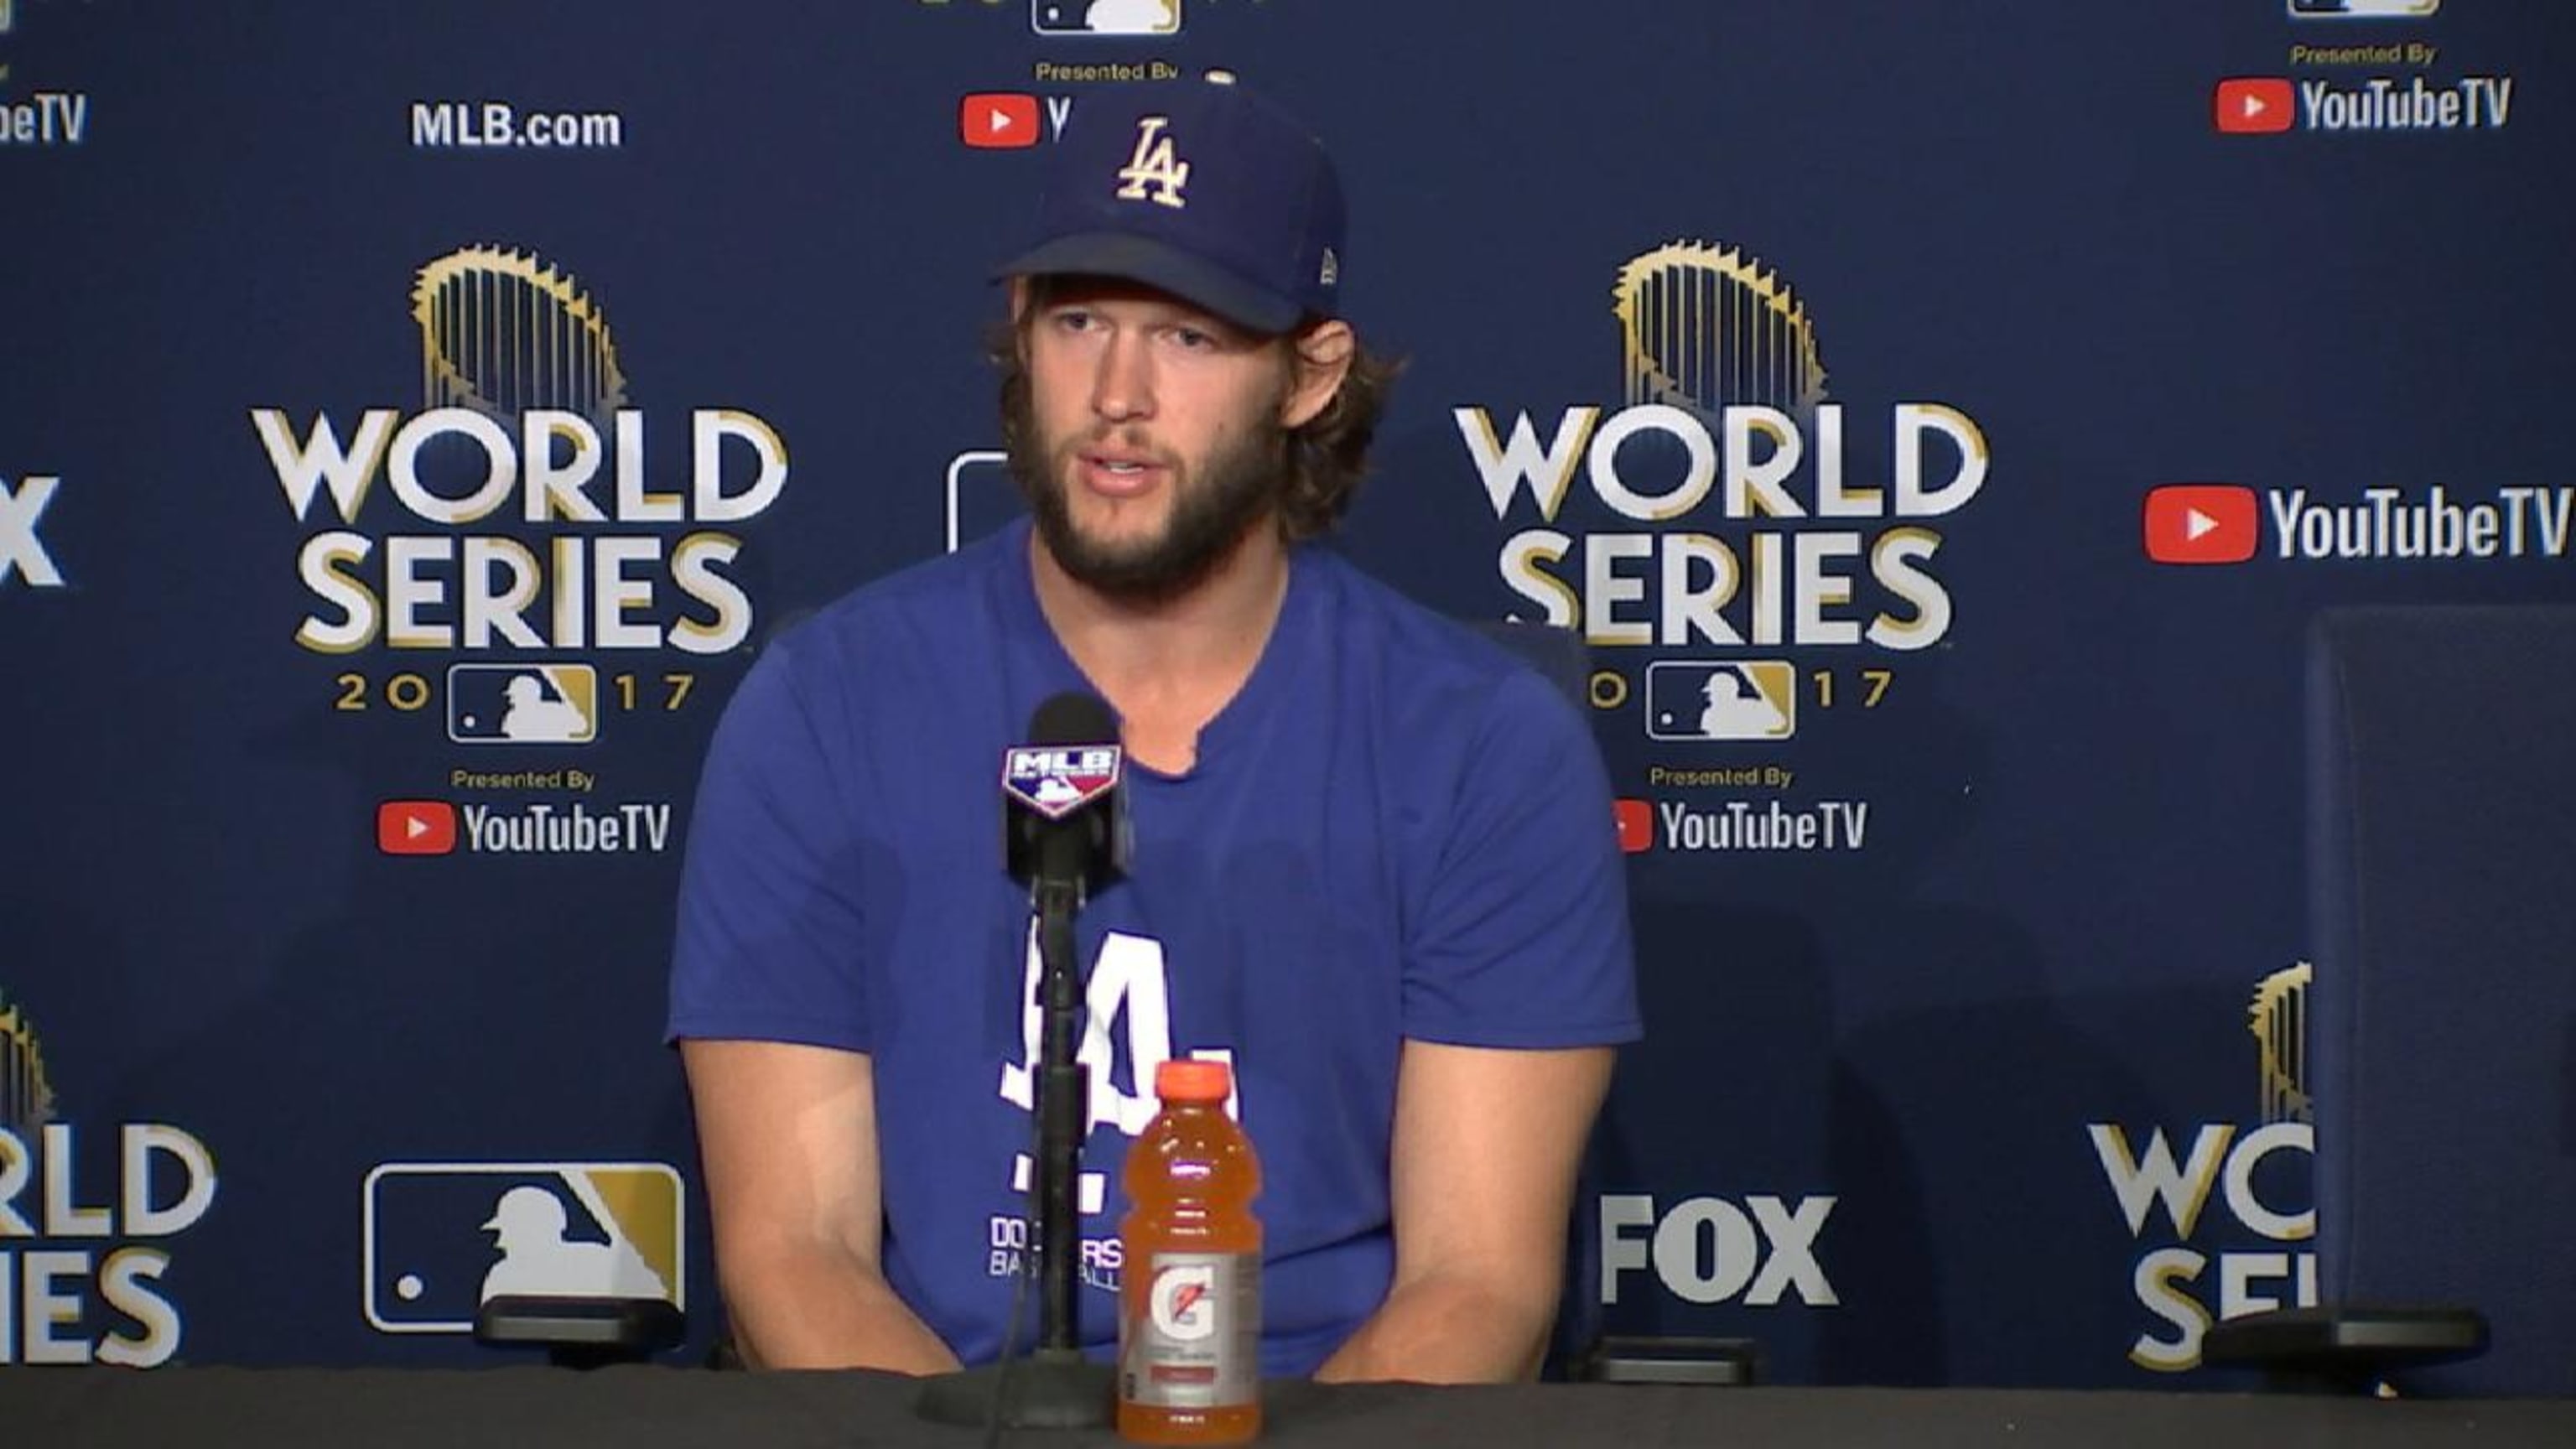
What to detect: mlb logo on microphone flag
<box><xmin>361</xmin><ymin>1161</ymin><xmax>685</xmax><ymax>1334</ymax></box>
<box><xmin>1004</xmin><ymin>745</ymin><xmax>1122</xmax><ymax>820</ymax></box>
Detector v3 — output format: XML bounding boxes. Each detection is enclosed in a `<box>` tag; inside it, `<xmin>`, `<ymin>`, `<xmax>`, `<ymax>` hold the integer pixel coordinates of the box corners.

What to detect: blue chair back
<box><xmin>2308</xmin><ymin>605</ymin><xmax>2576</xmax><ymax>1396</ymax></box>
<box><xmin>1466</xmin><ymin>617</ymin><xmax>1594</xmax><ymax>713</ymax></box>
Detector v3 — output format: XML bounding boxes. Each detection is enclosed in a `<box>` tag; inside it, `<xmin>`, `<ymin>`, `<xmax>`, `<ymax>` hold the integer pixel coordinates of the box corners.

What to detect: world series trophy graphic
<box><xmin>2250</xmin><ymin>963</ymin><xmax>2312</xmax><ymax>1125</ymax></box>
<box><xmin>1614</xmin><ymin>240</ymin><xmax>1828</xmax><ymax>418</ymax></box>
<box><xmin>0</xmin><ymin>989</ymin><xmax>59</xmax><ymax>1134</ymax></box>
<box><xmin>412</xmin><ymin>245</ymin><xmax>629</xmax><ymax>422</ymax></box>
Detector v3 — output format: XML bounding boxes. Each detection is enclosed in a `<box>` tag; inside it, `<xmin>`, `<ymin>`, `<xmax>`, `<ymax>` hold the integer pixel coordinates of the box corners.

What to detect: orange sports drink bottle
<box><xmin>1118</xmin><ymin>1059</ymin><xmax>1262</xmax><ymax>1444</ymax></box>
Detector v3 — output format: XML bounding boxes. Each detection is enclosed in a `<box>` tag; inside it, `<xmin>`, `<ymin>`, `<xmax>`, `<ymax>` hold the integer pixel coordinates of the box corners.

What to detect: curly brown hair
<box><xmin>988</xmin><ymin>281</ymin><xmax>1404</xmax><ymax>541</ymax></box>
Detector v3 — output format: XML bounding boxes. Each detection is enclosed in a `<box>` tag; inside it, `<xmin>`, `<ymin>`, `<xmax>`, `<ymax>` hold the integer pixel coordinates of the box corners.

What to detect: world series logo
<box><xmin>1462</xmin><ymin>240</ymin><xmax>1990</xmax><ymax>853</ymax></box>
<box><xmin>0</xmin><ymin>989</ymin><xmax>220</xmax><ymax>1367</ymax></box>
<box><xmin>1457</xmin><ymin>239</ymin><xmax>1987</xmax><ymax>665</ymax></box>
<box><xmin>2089</xmin><ymin>964</ymin><xmax>2315</xmax><ymax>1372</ymax></box>
<box><xmin>253</xmin><ymin>245</ymin><xmax>779</xmax><ymax>759</ymax></box>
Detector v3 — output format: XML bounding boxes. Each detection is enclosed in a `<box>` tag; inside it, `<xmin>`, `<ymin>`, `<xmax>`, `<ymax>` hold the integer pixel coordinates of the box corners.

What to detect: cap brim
<box><xmin>993</xmin><ymin>231</ymin><xmax>1304</xmax><ymax>335</ymax></box>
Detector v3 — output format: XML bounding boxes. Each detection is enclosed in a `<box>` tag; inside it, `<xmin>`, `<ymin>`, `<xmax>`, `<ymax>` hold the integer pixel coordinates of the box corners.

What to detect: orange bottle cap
<box><xmin>1155</xmin><ymin>1059</ymin><xmax>1233</xmax><ymax>1101</ymax></box>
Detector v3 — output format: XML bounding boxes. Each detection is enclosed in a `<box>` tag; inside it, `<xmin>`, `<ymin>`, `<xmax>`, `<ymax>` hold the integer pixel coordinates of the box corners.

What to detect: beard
<box><xmin>1005</xmin><ymin>387</ymin><xmax>1289</xmax><ymax>606</ymax></box>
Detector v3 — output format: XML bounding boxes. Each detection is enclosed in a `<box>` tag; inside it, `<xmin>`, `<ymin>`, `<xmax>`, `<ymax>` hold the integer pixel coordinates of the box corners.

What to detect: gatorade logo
<box><xmin>1147</xmin><ymin>1262</ymin><xmax>1218</xmax><ymax>1342</ymax></box>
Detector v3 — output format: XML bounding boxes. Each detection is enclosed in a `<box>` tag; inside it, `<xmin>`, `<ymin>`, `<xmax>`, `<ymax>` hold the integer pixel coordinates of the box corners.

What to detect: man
<box><xmin>667</xmin><ymin>76</ymin><xmax>1638</xmax><ymax>1383</ymax></box>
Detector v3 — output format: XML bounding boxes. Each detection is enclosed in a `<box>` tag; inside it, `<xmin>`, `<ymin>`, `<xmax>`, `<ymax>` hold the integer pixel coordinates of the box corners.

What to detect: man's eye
<box><xmin>1171</xmin><ymin>327</ymin><xmax>1214</xmax><ymax>350</ymax></box>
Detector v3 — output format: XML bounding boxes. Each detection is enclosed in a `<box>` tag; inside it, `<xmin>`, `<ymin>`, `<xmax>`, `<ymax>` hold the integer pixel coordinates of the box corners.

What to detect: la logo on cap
<box><xmin>1115</xmin><ymin>117</ymin><xmax>1191</xmax><ymax>209</ymax></box>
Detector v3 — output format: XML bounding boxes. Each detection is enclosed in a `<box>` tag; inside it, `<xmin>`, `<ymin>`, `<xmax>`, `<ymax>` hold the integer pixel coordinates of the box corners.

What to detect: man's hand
<box><xmin>1315</xmin><ymin>1040</ymin><xmax>1613</xmax><ymax>1383</ymax></box>
<box><xmin>681</xmin><ymin>1038</ymin><xmax>962</xmax><ymax>1373</ymax></box>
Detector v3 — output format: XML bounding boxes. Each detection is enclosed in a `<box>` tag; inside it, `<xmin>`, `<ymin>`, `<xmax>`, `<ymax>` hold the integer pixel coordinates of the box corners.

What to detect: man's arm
<box><xmin>1315</xmin><ymin>1040</ymin><xmax>1612</xmax><ymax>1384</ymax></box>
<box><xmin>681</xmin><ymin>1038</ymin><xmax>962</xmax><ymax>1373</ymax></box>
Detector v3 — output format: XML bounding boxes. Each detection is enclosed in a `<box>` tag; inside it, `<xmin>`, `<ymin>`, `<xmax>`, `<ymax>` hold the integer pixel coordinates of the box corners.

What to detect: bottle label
<box><xmin>1120</xmin><ymin>1251</ymin><xmax>1260</xmax><ymax>1409</ymax></box>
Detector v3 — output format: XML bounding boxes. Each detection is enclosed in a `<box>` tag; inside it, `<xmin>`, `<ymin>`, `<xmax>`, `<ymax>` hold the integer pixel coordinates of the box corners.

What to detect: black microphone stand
<box><xmin>917</xmin><ymin>835</ymin><xmax>1114</xmax><ymax>1429</ymax></box>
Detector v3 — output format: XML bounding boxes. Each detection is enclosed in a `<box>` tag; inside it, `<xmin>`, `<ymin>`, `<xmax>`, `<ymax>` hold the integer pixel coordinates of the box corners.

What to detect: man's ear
<box><xmin>1280</xmin><ymin>319</ymin><xmax>1357</xmax><ymax>429</ymax></box>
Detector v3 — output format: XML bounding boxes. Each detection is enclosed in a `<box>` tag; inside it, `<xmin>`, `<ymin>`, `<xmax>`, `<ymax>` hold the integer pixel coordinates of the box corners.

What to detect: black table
<box><xmin>12</xmin><ymin>1368</ymin><xmax>2576</xmax><ymax>1448</ymax></box>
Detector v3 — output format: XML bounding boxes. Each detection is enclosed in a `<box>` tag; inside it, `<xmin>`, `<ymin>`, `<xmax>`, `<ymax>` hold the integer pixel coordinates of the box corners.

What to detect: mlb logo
<box><xmin>447</xmin><ymin>664</ymin><xmax>598</xmax><ymax>745</ymax></box>
<box><xmin>1644</xmin><ymin>661</ymin><xmax>1798</xmax><ymax>742</ymax></box>
<box><xmin>1004</xmin><ymin>745</ymin><xmax>1122</xmax><ymax>819</ymax></box>
<box><xmin>1032</xmin><ymin>0</ymin><xmax>1181</xmax><ymax>37</ymax></box>
<box><xmin>362</xmin><ymin>1161</ymin><xmax>684</xmax><ymax>1333</ymax></box>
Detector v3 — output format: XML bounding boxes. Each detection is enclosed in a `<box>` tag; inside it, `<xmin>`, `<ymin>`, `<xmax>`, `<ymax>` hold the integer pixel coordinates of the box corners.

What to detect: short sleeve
<box><xmin>666</xmin><ymin>641</ymin><xmax>875</xmax><ymax>1052</ymax></box>
<box><xmin>1400</xmin><ymin>667</ymin><xmax>1642</xmax><ymax>1048</ymax></box>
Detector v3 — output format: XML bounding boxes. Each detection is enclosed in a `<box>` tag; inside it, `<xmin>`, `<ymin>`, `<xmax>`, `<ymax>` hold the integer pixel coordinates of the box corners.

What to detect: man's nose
<box><xmin>1090</xmin><ymin>331</ymin><xmax>1155</xmax><ymax>423</ymax></box>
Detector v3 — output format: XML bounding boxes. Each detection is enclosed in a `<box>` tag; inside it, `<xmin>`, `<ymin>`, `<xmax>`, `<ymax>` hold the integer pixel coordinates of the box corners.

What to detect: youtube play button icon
<box><xmin>961</xmin><ymin>92</ymin><xmax>1041</xmax><ymax>149</ymax></box>
<box><xmin>2214</xmin><ymin>78</ymin><xmax>2295</xmax><ymax>134</ymax></box>
<box><xmin>377</xmin><ymin>800</ymin><xmax>460</xmax><ymax>856</ymax></box>
<box><xmin>2143</xmin><ymin>485</ymin><xmax>2261</xmax><ymax>565</ymax></box>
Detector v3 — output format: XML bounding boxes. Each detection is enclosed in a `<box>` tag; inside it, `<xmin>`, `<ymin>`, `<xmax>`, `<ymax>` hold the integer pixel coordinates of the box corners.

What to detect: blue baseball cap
<box><xmin>994</xmin><ymin>74</ymin><xmax>1346</xmax><ymax>335</ymax></box>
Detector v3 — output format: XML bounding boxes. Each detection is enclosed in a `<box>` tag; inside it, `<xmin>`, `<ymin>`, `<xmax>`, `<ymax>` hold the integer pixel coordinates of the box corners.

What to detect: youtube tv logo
<box><xmin>378</xmin><ymin>800</ymin><xmax>459</xmax><ymax>856</ymax></box>
<box><xmin>2143</xmin><ymin>486</ymin><xmax>2260</xmax><ymax>565</ymax></box>
<box><xmin>2215</xmin><ymin>78</ymin><xmax>2295</xmax><ymax>134</ymax></box>
<box><xmin>960</xmin><ymin>93</ymin><xmax>1040</xmax><ymax>149</ymax></box>
<box><xmin>1615</xmin><ymin>798</ymin><xmax>1654</xmax><ymax>854</ymax></box>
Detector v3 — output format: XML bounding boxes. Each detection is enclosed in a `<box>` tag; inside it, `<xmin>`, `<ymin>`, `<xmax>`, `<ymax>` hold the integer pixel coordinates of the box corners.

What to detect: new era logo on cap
<box><xmin>961</xmin><ymin>93</ymin><xmax>1041</xmax><ymax>149</ymax></box>
<box><xmin>2215</xmin><ymin>78</ymin><xmax>2295</xmax><ymax>134</ymax></box>
<box><xmin>378</xmin><ymin>800</ymin><xmax>459</xmax><ymax>855</ymax></box>
<box><xmin>2143</xmin><ymin>485</ymin><xmax>2261</xmax><ymax>564</ymax></box>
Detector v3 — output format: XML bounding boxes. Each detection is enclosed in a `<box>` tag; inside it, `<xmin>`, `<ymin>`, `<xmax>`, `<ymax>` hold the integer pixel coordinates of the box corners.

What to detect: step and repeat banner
<box><xmin>3</xmin><ymin>0</ymin><xmax>2569</xmax><ymax>1385</ymax></box>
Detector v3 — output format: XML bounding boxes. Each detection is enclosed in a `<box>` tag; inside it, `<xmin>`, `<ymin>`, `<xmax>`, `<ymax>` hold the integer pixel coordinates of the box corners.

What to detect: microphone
<box><xmin>1000</xmin><ymin>690</ymin><xmax>1130</xmax><ymax>899</ymax></box>
<box><xmin>995</xmin><ymin>691</ymin><xmax>1128</xmax><ymax>1388</ymax></box>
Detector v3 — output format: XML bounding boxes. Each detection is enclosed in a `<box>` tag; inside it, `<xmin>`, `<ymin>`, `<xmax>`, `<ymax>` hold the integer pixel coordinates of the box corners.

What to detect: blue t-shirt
<box><xmin>668</xmin><ymin>518</ymin><xmax>1639</xmax><ymax>1376</ymax></box>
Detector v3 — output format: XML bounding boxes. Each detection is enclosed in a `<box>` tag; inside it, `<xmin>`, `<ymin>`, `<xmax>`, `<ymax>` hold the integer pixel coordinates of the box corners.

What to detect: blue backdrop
<box><xmin>3</xmin><ymin>0</ymin><xmax>2569</xmax><ymax>1384</ymax></box>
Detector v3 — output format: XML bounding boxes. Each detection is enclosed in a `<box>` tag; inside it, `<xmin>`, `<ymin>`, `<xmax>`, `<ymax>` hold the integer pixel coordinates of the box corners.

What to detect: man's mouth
<box><xmin>1078</xmin><ymin>449</ymin><xmax>1168</xmax><ymax>496</ymax></box>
